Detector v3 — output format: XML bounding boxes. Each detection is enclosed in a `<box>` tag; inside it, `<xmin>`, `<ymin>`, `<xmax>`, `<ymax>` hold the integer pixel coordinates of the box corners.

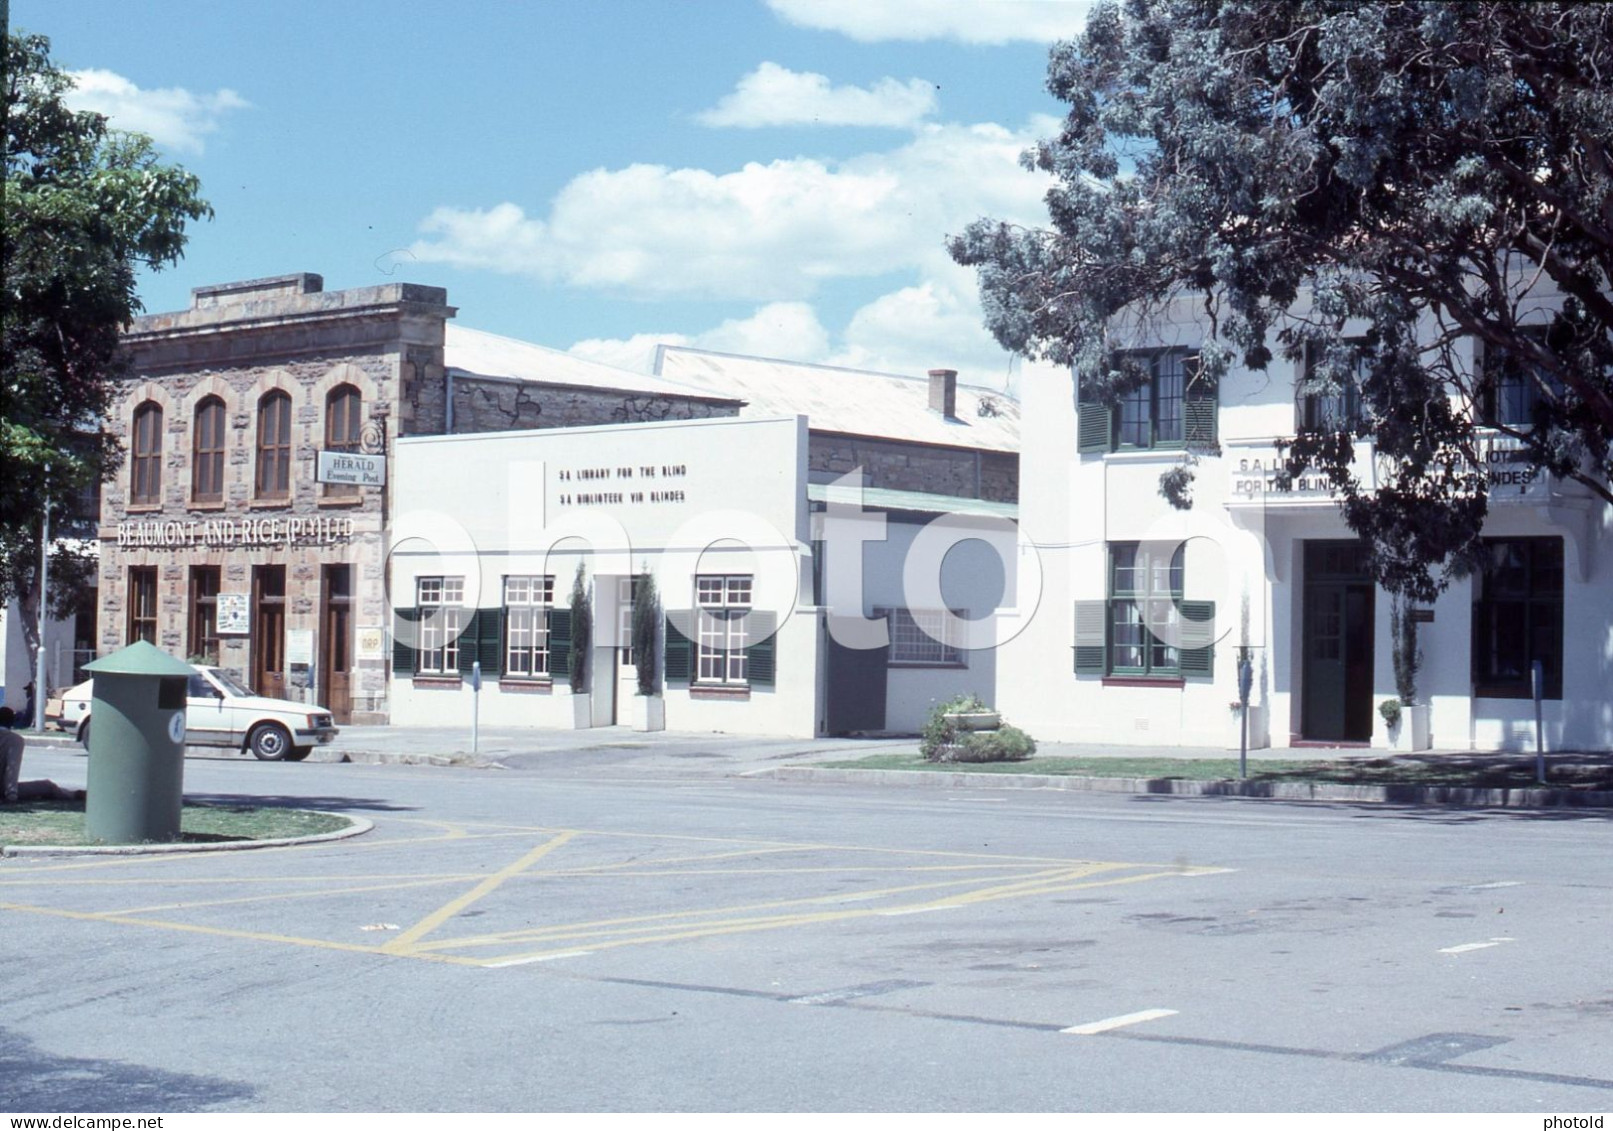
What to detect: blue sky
<box><xmin>17</xmin><ymin>0</ymin><xmax>1094</xmax><ymax>391</ymax></box>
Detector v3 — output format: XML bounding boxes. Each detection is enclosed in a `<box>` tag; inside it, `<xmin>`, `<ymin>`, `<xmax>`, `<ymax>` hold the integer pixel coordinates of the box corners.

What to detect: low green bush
<box><xmin>919</xmin><ymin>694</ymin><xmax>1035</xmax><ymax>763</ymax></box>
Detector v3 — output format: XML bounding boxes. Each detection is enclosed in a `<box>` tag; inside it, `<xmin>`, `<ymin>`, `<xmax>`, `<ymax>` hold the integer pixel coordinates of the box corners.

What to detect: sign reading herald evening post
<box><xmin>317</xmin><ymin>450</ymin><xmax>386</xmax><ymax>487</ymax></box>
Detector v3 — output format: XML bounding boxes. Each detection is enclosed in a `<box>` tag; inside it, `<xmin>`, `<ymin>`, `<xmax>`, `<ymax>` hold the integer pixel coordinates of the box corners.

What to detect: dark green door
<box><xmin>824</xmin><ymin>618</ymin><xmax>888</xmax><ymax>734</ymax></box>
<box><xmin>1302</xmin><ymin>543</ymin><xmax>1375</xmax><ymax>742</ymax></box>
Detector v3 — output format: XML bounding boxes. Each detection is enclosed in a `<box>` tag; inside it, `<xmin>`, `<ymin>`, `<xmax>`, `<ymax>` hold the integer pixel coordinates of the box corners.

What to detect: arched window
<box><xmin>256</xmin><ymin>390</ymin><xmax>293</xmax><ymax>499</ymax></box>
<box><xmin>324</xmin><ymin>384</ymin><xmax>362</xmax><ymax>498</ymax></box>
<box><xmin>192</xmin><ymin>396</ymin><xmax>226</xmax><ymax>503</ymax></box>
<box><xmin>130</xmin><ymin>401</ymin><xmax>163</xmax><ymax>505</ymax></box>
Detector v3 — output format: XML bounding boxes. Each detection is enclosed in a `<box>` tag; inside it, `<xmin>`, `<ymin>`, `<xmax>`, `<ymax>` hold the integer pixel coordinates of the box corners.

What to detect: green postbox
<box><xmin>84</xmin><ymin>642</ymin><xmax>194</xmax><ymax>843</ymax></box>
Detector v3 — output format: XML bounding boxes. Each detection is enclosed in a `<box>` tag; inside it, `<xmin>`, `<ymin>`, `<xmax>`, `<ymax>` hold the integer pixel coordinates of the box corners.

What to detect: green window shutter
<box><xmin>1076</xmin><ymin>380</ymin><xmax>1113</xmax><ymax>453</ymax></box>
<box><xmin>1179</xmin><ymin>599</ymin><xmax>1216</xmax><ymax>677</ymax></box>
<box><xmin>664</xmin><ymin>615</ymin><xmax>693</xmax><ymax>683</ymax></box>
<box><xmin>1073</xmin><ymin>600</ymin><xmax>1107</xmax><ymax>675</ymax></box>
<box><xmin>392</xmin><ymin>608</ymin><xmax>419</xmax><ymax>675</ymax></box>
<box><xmin>1184</xmin><ymin>358</ymin><xmax>1218</xmax><ymax>447</ymax></box>
<box><xmin>457</xmin><ymin>609</ymin><xmax>481</xmax><ymax>677</ymax></box>
<box><xmin>548</xmin><ymin>608</ymin><xmax>572</xmax><ymax>681</ymax></box>
<box><xmin>744</xmin><ymin>610</ymin><xmax>778</xmax><ymax>686</ymax></box>
<box><xmin>478</xmin><ymin>608</ymin><xmax>504</xmax><ymax>676</ymax></box>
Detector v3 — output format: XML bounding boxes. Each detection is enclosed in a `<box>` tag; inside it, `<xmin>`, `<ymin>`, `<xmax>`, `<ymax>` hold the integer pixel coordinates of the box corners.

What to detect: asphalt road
<box><xmin>3</xmin><ymin>749</ymin><xmax>1612</xmax><ymax>1113</ymax></box>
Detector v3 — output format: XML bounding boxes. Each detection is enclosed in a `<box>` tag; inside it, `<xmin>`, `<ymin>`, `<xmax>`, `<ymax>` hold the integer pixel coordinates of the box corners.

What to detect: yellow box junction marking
<box><xmin>0</xmin><ymin>819</ymin><xmax>1225</xmax><ymax>968</ymax></box>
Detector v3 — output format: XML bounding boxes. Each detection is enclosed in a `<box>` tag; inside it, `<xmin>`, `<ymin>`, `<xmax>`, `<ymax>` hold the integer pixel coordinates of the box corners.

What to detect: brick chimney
<box><xmin>928</xmin><ymin>368</ymin><xmax>958</xmax><ymax>419</ymax></box>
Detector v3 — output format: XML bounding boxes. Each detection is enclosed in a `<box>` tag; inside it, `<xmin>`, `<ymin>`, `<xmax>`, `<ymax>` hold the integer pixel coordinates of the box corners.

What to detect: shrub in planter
<box><xmin>920</xmin><ymin>694</ymin><xmax>1035</xmax><ymax>763</ymax></box>
<box><xmin>568</xmin><ymin>563</ymin><xmax>591</xmax><ymax>694</ymax></box>
<box><xmin>632</xmin><ymin>569</ymin><xmax>660</xmax><ymax>696</ymax></box>
<box><xmin>1379</xmin><ymin>697</ymin><xmax>1402</xmax><ymax>728</ymax></box>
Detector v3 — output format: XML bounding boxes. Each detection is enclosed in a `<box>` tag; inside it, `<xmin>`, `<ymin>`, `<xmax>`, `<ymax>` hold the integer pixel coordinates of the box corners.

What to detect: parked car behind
<box><xmin>49</xmin><ymin>665</ymin><xmax>339</xmax><ymax>761</ymax></box>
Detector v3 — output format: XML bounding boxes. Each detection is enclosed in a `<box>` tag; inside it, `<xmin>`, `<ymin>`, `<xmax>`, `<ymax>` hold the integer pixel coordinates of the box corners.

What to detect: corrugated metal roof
<box><xmin>445</xmin><ymin>325</ymin><xmax>740</xmax><ymax>402</ymax></box>
<box><xmin>654</xmin><ymin>346</ymin><xmax>1020</xmax><ymax>452</ymax></box>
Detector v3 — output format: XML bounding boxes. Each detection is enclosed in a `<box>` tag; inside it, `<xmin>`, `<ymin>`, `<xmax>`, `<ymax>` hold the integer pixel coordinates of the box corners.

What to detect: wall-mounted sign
<box><xmin>115</xmin><ymin>515</ymin><xmax>357</xmax><ymax>549</ymax></box>
<box><xmin>317</xmin><ymin>451</ymin><xmax>386</xmax><ymax>486</ymax></box>
<box><xmin>555</xmin><ymin>463</ymin><xmax>690</xmax><ymax>508</ymax></box>
<box><xmin>287</xmin><ymin>629</ymin><xmax>315</xmax><ymax>666</ymax></box>
<box><xmin>355</xmin><ymin>626</ymin><xmax>385</xmax><ymax>661</ymax></box>
<box><xmin>217</xmin><ymin>593</ymin><xmax>250</xmax><ymax>635</ymax></box>
<box><xmin>1480</xmin><ymin>437</ymin><xmax>1549</xmax><ymax>502</ymax></box>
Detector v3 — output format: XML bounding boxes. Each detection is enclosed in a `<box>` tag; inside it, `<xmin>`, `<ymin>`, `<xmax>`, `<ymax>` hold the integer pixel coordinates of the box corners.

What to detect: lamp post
<box><xmin>33</xmin><ymin>464</ymin><xmax>51</xmax><ymax>735</ymax></box>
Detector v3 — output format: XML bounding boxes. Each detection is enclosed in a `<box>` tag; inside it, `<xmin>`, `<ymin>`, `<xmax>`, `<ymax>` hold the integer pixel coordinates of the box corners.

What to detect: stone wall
<box><xmin>808</xmin><ymin>433</ymin><xmax>1018</xmax><ymax>503</ymax></box>
<box><xmin>448</xmin><ymin>374</ymin><xmax>739</xmax><ymax>433</ymax></box>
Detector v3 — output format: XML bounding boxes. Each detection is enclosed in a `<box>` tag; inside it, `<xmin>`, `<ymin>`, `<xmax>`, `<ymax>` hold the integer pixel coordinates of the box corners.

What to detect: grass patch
<box><xmin>1</xmin><ymin>801</ymin><xmax>353</xmax><ymax>848</ymax></box>
<box><xmin>817</xmin><ymin>754</ymin><xmax>1613</xmax><ymax>789</ymax></box>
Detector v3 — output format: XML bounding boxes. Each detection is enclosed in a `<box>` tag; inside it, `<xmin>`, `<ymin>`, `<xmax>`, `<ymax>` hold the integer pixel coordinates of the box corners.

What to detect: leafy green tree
<box><xmin>2</xmin><ymin>29</ymin><xmax>210</xmax><ymax>670</ymax></box>
<box><xmin>631</xmin><ymin>569</ymin><xmax>660</xmax><ymax>697</ymax></box>
<box><xmin>950</xmin><ymin>1</ymin><xmax>1613</xmax><ymax>599</ymax></box>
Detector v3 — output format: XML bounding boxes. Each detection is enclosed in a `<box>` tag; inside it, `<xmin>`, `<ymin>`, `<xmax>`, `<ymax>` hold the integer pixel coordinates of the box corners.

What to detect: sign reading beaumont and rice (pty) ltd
<box><xmin>115</xmin><ymin>515</ymin><xmax>357</xmax><ymax>548</ymax></box>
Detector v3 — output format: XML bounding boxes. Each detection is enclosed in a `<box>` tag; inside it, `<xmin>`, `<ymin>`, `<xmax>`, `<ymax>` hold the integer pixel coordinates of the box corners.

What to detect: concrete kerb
<box><xmin>761</xmin><ymin>766</ymin><xmax>1613</xmax><ymax>809</ymax></box>
<box><xmin>2</xmin><ymin>814</ymin><xmax>374</xmax><ymax>858</ymax></box>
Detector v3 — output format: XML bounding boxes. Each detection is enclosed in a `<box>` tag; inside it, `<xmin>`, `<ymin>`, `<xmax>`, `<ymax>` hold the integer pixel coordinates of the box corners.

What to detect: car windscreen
<box><xmin>207</xmin><ymin>670</ymin><xmax>256</xmax><ymax>698</ymax></box>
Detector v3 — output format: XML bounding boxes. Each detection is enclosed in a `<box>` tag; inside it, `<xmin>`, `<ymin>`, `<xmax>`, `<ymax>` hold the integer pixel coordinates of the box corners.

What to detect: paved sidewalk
<box><xmin>22</xmin><ymin>722</ymin><xmax>1597</xmax><ymax>778</ymax></box>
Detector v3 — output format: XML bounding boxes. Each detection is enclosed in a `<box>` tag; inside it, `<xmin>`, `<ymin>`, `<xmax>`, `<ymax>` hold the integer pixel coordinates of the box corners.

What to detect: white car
<box><xmin>51</xmin><ymin>665</ymin><xmax>339</xmax><ymax>762</ymax></box>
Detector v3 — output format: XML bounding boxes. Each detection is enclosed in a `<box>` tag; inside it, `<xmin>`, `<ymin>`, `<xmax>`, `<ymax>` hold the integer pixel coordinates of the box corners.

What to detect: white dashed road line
<box><xmin>1061</xmin><ymin>1008</ymin><xmax>1179</xmax><ymax>1035</ymax></box>
<box><xmin>1438</xmin><ymin>937</ymin><xmax>1515</xmax><ymax>954</ymax></box>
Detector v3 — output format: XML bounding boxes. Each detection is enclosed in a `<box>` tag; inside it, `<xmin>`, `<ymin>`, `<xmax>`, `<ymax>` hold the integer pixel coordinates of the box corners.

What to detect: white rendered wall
<box><xmin>389</xmin><ymin>415</ymin><xmax>819</xmax><ymax>736</ymax></box>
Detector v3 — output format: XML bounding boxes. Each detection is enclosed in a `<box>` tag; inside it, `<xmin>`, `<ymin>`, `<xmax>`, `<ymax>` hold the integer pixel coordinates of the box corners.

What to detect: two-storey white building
<box><xmin>997</xmin><ymin>301</ymin><xmax>1612</xmax><ymax>753</ymax></box>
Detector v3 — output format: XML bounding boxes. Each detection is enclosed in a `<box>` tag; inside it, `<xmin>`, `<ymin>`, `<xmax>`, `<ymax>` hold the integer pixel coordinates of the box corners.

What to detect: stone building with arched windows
<box><xmin>99</xmin><ymin>272</ymin><xmax>742</xmax><ymax>724</ymax></box>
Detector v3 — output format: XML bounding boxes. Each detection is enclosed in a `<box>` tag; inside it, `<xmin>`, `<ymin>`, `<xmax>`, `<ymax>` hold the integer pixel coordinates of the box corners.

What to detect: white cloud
<box><xmin>766</xmin><ymin>0</ymin><xmax>1093</xmax><ymax>45</ymax></box>
<box><xmin>411</xmin><ymin>117</ymin><xmax>1057</xmax><ymax>302</ymax></box>
<box><xmin>697</xmin><ymin>62</ymin><xmax>937</xmax><ymax>129</ymax></box>
<box><xmin>568</xmin><ymin>303</ymin><xmax>831</xmax><ymax>374</ymax></box>
<box><xmin>65</xmin><ymin>69</ymin><xmax>248</xmax><ymax>154</ymax></box>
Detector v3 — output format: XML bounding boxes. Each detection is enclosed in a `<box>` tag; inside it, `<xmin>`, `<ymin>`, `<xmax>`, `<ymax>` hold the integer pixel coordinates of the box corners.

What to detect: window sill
<box><xmin>411</xmin><ymin>675</ymin><xmax>462</xmax><ymax>689</ymax></box>
<box><xmin>126</xmin><ymin>503</ymin><xmax>163</xmax><ymax>513</ymax></box>
<box><xmin>690</xmin><ymin>684</ymin><xmax>751</xmax><ymax>701</ymax></box>
<box><xmin>249</xmin><ymin>497</ymin><xmax>292</xmax><ymax>509</ymax></box>
<box><xmin>318</xmin><ymin>495</ymin><xmax>367</xmax><ymax>508</ymax></box>
<box><xmin>1100</xmin><ymin>449</ymin><xmax>1185</xmax><ymax>465</ymax></box>
<box><xmin>499</xmin><ymin>678</ymin><xmax>553</xmax><ymax>692</ymax></box>
<box><xmin>189</xmin><ymin>499</ymin><xmax>227</xmax><ymax>511</ymax></box>
<box><xmin>888</xmin><ymin>662</ymin><xmax>968</xmax><ymax>670</ymax></box>
<box><xmin>1102</xmin><ymin>676</ymin><xmax>1186</xmax><ymax>689</ymax></box>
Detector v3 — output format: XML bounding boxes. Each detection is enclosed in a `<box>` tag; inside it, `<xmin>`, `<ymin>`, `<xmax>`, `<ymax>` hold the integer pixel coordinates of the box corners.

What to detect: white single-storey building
<box><xmin>388</xmin><ymin>351</ymin><xmax>1022</xmax><ymax>738</ymax></box>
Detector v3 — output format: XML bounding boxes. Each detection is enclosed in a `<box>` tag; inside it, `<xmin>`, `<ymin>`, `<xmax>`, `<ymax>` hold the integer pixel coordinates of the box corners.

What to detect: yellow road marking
<box><xmin>0</xmin><ymin>900</ymin><xmax>480</xmax><ymax>966</ymax></box>
<box><xmin>416</xmin><ymin>862</ymin><xmax>1128</xmax><ymax>953</ymax></box>
<box><xmin>99</xmin><ymin>875</ymin><xmax>476</xmax><ymax>917</ymax></box>
<box><xmin>462</xmin><ymin>869</ymin><xmax>1190</xmax><ymax>967</ymax></box>
<box><xmin>383</xmin><ymin>830</ymin><xmax>578</xmax><ymax>954</ymax></box>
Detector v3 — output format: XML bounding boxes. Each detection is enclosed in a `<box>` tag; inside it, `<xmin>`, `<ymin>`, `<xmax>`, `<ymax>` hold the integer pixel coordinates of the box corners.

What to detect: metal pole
<box><xmin>1532</xmin><ymin>660</ymin><xmax>1545</xmax><ymax>785</ymax></box>
<box><xmin>1237</xmin><ymin>648</ymin><xmax>1253</xmax><ymax>781</ymax></box>
<box><xmin>33</xmin><ymin>466</ymin><xmax>50</xmax><ymax>734</ymax></box>
<box><xmin>471</xmin><ymin>659</ymin><xmax>481</xmax><ymax>755</ymax></box>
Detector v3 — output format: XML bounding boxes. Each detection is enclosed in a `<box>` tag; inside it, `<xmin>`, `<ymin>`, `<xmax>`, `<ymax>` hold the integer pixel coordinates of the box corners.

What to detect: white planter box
<box><xmin>632</xmin><ymin>695</ymin><xmax>665</xmax><ymax>733</ymax></box>
<box><xmin>1379</xmin><ymin>703</ymin><xmax>1432</xmax><ymax>751</ymax></box>
<box><xmin>571</xmin><ymin>694</ymin><xmax>594</xmax><ymax>730</ymax></box>
<box><xmin>1225</xmin><ymin>704</ymin><xmax>1268</xmax><ymax>750</ymax></box>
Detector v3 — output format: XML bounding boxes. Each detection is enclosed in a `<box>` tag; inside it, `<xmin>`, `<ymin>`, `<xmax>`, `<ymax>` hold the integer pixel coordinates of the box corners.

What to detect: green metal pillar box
<box><xmin>84</xmin><ymin>642</ymin><xmax>194</xmax><ymax>844</ymax></box>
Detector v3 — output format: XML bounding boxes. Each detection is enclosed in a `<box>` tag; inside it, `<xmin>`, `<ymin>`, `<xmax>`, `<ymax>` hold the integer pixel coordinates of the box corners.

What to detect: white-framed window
<box><xmin>875</xmin><ymin>607</ymin><xmax>965</xmax><ymax>667</ymax></box>
<box><xmin>416</xmin><ymin>575</ymin><xmax>464</xmax><ymax>675</ymax></box>
<box><xmin>696</xmin><ymin>574</ymin><xmax>751</xmax><ymax>684</ymax></box>
<box><xmin>504</xmin><ymin>575</ymin><xmax>553</xmax><ymax>678</ymax></box>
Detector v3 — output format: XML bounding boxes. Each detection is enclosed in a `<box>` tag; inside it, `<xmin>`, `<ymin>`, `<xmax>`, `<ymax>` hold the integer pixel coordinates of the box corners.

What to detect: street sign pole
<box><xmin>471</xmin><ymin>660</ymin><xmax>482</xmax><ymax>755</ymax></box>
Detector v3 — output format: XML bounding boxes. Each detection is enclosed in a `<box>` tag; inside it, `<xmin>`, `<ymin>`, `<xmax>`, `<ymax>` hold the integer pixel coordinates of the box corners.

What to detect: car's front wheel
<box><xmin>247</xmin><ymin>723</ymin><xmax>293</xmax><ymax>761</ymax></box>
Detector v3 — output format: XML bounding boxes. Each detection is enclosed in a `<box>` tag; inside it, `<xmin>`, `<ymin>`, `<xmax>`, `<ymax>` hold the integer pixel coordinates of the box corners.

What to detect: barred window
<box><xmin>416</xmin><ymin>575</ymin><xmax>465</xmax><ymax>675</ymax></box>
<box><xmin>504</xmin><ymin>574</ymin><xmax>554</xmax><ymax>678</ymax></box>
<box><xmin>875</xmin><ymin>607</ymin><xmax>965</xmax><ymax>667</ymax></box>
